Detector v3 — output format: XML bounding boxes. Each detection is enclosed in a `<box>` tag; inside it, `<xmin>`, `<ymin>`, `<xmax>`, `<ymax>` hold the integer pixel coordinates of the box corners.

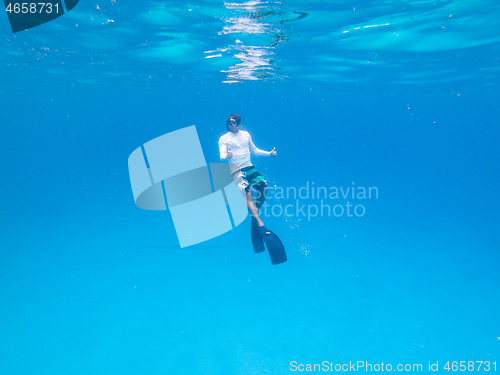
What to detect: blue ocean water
<box><xmin>1</xmin><ymin>1</ymin><xmax>499</xmax><ymax>374</ymax></box>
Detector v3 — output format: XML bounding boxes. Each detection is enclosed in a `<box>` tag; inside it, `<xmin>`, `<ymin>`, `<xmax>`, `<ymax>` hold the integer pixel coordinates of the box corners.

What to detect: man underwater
<box><xmin>218</xmin><ymin>113</ymin><xmax>276</xmax><ymax>228</ymax></box>
<box><xmin>218</xmin><ymin>114</ymin><xmax>286</xmax><ymax>265</ymax></box>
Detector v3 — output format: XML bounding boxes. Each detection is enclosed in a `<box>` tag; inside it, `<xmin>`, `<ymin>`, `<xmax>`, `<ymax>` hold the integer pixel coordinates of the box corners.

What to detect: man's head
<box><xmin>226</xmin><ymin>113</ymin><xmax>241</xmax><ymax>132</ymax></box>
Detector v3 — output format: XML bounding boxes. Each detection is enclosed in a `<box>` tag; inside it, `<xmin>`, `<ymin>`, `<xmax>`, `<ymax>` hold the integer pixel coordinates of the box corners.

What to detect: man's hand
<box><xmin>226</xmin><ymin>146</ymin><xmax>233</xmax><ymax>159</ymax></box>
<box><xmin>270</xmin><ymin>147</ymin><xmax>277</xmax><ymax>157</ymax></box>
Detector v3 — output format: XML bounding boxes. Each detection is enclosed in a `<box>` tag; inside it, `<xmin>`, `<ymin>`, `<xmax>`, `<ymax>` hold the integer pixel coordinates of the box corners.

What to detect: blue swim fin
<box><xmin>251</xmin><ymin>217</ymin><xmax>265</xmax><ymax>253</ymax></box>
<box><xmin>258</xmin><ymin>225</ymin><xmax>287</xmax><ymax>265</ymax></box>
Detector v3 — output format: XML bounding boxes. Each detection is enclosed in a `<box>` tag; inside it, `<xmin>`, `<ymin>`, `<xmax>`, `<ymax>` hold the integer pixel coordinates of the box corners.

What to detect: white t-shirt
<box><xmin>218</xmin><ymin>130</ymin><xmax>271</xmax><ymax>169</ymax></box>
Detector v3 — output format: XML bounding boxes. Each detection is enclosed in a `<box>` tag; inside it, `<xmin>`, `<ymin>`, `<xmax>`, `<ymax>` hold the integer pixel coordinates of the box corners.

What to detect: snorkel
<box><xmin>226</xmin><ymin>113</ymin><xmax>242</xmax><ymax>132</ymax></box>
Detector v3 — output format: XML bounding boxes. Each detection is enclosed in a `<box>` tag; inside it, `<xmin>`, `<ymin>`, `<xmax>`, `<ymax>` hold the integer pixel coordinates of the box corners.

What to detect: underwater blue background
<box><xmin>1</xmin><ymin>1</ymin><xmax>499</xmax><ymax>374</ymax></box>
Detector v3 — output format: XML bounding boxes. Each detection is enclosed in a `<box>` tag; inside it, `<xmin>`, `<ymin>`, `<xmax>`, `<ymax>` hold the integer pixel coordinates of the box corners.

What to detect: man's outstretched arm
<box><xmin>248</xmin><ymin>135</ymin><xmax>277</xmax><ymax>157</ymax></box>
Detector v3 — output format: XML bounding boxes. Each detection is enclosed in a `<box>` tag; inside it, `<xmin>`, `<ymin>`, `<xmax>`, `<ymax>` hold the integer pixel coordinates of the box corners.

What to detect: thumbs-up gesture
<box><xmin>270</xmin><ymin>147</ymin><xmax>277</xmax><ymax>157</ymax></box>
<box><xmin>226</xmin><ymin>146</ymin><xmax>233</xmax><ymax>159</ymax></box>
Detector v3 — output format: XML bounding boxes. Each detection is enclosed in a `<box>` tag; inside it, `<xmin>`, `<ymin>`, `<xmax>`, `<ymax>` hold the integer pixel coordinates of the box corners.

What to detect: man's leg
<box><xmin>254</xmin><ymin>183</ymin><xmax>267</xmax><ymax>209</ymax></box>
<box><xmin>246</xmin><ymin>182</ymin><xmax>268</xmax><ymax>226</ymax></box>
<box><xmin>246</xmin><ymin>189</ymin><xmax>265</xmax><ymax>227</ymax></box>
